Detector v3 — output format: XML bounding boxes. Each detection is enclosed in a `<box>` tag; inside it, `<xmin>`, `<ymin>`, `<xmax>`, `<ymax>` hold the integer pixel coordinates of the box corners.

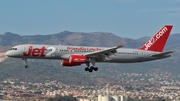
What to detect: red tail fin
<box><xmin>139</xmin><ymin>25</ymin><xmax>173</xmax><ymax>52</ymax></box>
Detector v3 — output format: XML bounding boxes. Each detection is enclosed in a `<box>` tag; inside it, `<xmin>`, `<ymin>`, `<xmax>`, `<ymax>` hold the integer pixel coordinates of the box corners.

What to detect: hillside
<box><xmin>0</xmin><ymin>31</ymin><xmax>140</xmax><ymax>47</ymax></box>
<box><xmin>0</xmin><ymin>31</ymin><xmax>180</xmax><ymax>85</ymax></box>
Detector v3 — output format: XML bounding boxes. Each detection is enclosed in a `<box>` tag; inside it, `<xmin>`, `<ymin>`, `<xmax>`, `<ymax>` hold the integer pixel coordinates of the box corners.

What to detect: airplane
<box><xmin>5</xmin><ymin>25</ymin><xmax>174</xmax><ymax>73</ymax></box>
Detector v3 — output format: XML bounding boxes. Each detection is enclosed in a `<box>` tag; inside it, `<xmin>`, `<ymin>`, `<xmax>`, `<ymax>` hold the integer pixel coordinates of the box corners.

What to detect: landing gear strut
<box><xmin>85</xmin><ymin>58</ymin><xmax>99</xmax><ymax>73</ymax></box>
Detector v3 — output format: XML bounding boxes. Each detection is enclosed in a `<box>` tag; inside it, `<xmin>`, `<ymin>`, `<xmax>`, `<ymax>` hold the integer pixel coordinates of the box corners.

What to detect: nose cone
<box><xmin>5</xmin><ymin>51</ymin><xmax>12</xmax><ymax>57</ymax></box>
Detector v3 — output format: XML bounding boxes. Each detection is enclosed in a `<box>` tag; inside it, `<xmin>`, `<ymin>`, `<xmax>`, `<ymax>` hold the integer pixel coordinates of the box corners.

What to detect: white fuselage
<box><xmin>5</xmin><ymin>44</ymin><xmax>170</xmax><ymax>63</ymax></box>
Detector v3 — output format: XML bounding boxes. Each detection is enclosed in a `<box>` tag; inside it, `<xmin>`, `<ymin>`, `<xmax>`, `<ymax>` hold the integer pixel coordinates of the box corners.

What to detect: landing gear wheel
<box><xmin>88</xmin><ymin>66</ymin><xmax>94</xmax><ymax>73</ymax></box>
<box><xmin>89</xmin><ymin>68</ymin><xmax>93</xmax><ymax>72</ymax></box>
<box><xmin>90</xmin><ymin>66</ymin><xmax>94</xmax><ymax>70</ymax></box>
<box><xmin>25</xmin><ymin>65</ymin><xmax>28</xmax><ymax>68</ymax></box>
<box><xmin>94</xmin><ymin>67</ymin><xmax>98</xmax><ymax>71</ymax></box>
<box><xmin>85</xmin><ymin>67</ymin><xmax>89</xmax><ymax>71</ymax></box>
<box><xmin>85</xmin><ymin>66</ymin><xmax>98</xmax><ymax>72</ymax></box>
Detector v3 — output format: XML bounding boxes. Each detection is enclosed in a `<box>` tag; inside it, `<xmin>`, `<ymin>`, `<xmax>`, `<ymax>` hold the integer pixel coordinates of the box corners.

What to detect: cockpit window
<box><xmin>10</xmin><ymin>48</ymin><xmax>17</xmax><ymax>50</ymax></box>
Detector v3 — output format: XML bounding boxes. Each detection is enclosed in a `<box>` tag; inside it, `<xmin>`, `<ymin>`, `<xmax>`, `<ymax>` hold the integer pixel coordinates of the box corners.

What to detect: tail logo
<box><xmin>144</xmin><ymin>27</ymin><xmax>168</xmax><ymax>50</ymax></box>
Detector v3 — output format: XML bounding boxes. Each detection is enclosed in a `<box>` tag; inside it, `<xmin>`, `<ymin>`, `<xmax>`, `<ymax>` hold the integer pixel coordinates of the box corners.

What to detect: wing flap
<box><xmin>84</xmin><ymin>45</ymin><xmax>123</xmax><ymax>61</ymax></box>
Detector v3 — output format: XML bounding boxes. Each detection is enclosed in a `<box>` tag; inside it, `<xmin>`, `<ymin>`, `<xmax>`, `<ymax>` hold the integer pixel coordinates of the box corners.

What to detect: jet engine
<box><xmin>69</xmin><ymin>55</ymin><xmax>87</xmax><ymax>63</ymax></box>
<box><xmin>61</xmin><ymin>60</ymin><xmax>81</xmax><ymax>66</ymax></box>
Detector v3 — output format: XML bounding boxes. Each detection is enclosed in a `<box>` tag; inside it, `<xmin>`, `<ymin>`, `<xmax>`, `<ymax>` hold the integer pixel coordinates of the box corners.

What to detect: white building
<box><xmin>86</xmin><ymin>84</ymin><xmax>127</xmax><ymax>101</ymax></box>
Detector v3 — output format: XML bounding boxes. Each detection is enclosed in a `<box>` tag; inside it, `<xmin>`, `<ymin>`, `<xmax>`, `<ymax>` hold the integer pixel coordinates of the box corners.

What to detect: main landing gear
<box><xmin>85</xmin><ymin>58</ymin><xmax>98</xmax><ymax>73</ymax></box>
<box><xmin>22</xmin><ymin>58</ymin><xmax>28</xmax><ymax>68</ymax></box>
<box><xmin>85</xmin><ymin>66</ymin><xmax>98</xmax><ymax>72</ymax></box>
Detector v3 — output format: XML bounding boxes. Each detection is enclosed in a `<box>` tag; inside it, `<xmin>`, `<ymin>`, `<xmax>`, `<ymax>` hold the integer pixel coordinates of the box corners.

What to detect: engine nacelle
<box><xmin>61</xmin><ymin>60</ymin><xmax>81</xmax><ymax>67</ymax></box>
<box><xmin>69</xmin><ymin>55</ymin><xmax>87</xmax><ymax>63</ymax></box>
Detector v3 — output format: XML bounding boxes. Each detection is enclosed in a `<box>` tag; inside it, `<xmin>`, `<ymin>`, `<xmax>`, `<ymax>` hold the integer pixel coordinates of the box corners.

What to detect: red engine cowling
<box><xmin>61</xmin><ymin>60</ymin><xmax>81</xmax><ymax>66</ymax></box>
<box><xmin>69</xmin><ymin>55</ymin><xmax>87</xmax><ymax>63</ymax></box>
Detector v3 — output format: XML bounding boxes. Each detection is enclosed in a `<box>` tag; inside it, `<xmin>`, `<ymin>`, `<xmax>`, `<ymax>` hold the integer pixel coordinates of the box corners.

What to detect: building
<box><xmin>82</xmin><ymin>84</ymin><xmax>127</xmax><ymax>101</ymax></box>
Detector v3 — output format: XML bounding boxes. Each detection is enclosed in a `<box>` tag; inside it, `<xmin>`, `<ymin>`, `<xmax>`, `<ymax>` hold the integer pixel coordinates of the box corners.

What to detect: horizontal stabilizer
<box><xmin>151</xmin><ymin>51</ymin><xmax>175</xmax><ymax>57</ymax></box>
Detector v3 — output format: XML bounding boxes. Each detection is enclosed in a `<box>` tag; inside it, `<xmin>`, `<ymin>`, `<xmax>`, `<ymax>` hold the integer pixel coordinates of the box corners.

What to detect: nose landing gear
<box><xmin>25</xmin><ymin>65</ymin><xmax>28</xmax><ymax>68</ymax></box>
<box><xmin>23</xmin><ymin>58</ymin><xmax>28</xmax><ymax>68</ymax></box>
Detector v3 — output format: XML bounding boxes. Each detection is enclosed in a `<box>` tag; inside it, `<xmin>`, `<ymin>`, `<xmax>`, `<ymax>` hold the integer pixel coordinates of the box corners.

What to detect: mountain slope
<box><xmin>0</xmin><ymin>31</ymin><xmax>140</xmax><ymax>47</ymax></box>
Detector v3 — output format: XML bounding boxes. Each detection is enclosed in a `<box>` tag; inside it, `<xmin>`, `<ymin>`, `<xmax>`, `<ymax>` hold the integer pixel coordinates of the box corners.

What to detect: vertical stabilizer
<box><xmin>139</xmin><ymin>25</ymin><xmax>173</xmax><ymax>52</ymax></box>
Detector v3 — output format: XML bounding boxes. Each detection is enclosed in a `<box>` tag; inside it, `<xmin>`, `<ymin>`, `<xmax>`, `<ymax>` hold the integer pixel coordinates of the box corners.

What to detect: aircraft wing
<box><xmin>84</xmin><ymin>45</ymin><xmax>123</xmax><ymax>61</ymax></box>
<box><xmin>151</xmin><ymin>51</ymin><xmax>175</xmax><ymax>57</ymax></box>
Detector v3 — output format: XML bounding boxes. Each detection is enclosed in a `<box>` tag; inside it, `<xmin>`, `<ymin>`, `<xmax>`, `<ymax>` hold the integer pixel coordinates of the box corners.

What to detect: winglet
<box><xmin>139</xmin><ymin>25</ymin><xmax>173</xmax><ymax>52</ymax></box>
<box><xmin>116</xmin><ymin>45</ymin><xmax>124</xmax><ymax>49</ymax></box>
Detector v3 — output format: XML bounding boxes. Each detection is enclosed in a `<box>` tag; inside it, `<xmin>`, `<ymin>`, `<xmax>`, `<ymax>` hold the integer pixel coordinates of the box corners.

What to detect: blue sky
<box><xmin>0</xmin><ymin>0</ymin><xmax>180</xmax><ymax>39</ymax></box>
